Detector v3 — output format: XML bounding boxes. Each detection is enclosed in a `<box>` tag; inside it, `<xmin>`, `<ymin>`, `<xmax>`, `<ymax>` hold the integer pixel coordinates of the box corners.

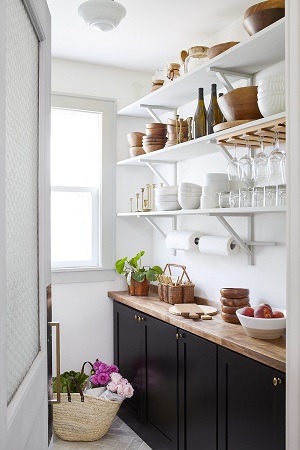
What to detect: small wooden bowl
<box><xmin>145</xmin><ymin>123</ymin><xmax>167</xmax><ymax>128</ymax></box>
<box><xmin>243</xmin><ymin>8</ymin><xmax>285</xmax><ymax>36</ymax></box>
<box><xmin>221</xmin><ymin>312</ymin><xmax>241</xmax><ymax>324</ymax></box>
<box><xmin>127</xmin><ymin>132</ymin><xmax>145</xmax><ymax>147</ymax></box>
<box><xmin>143</xmin><ymin>144</ymin><xmax>164</xmax><ymax>153</ymax></box>
<box><xmin>130</xmin><ymin>147</ymin><xmax>145</xmax><ymax>158</ymax></box>
<box><xmin>188</xmin><ymin>46</ymin><xmax>209</xmax><ymax>58</ymax></box>
<box><xmin>145</xmin><ymin>128</ymin><xmax>167</xmax><ymax>137</ymax></box>
<box><xmin>220</xmin><ymin>287</ymin><xmax>250</xmax><ymax>299</ymax></box>
<box><xmin>207</xmin><ymin>42</ymin><xmax>239</xmax><ymax>59</ymax></box>
<box><xmin>217</xmin><ymin>87</ymin><xmax>263</xmax><ymax>121</ymax></box>
<box><xmin>220</xmin><ymin>296</ymin><xmax>250</xmax><ymax>307</ymax></box>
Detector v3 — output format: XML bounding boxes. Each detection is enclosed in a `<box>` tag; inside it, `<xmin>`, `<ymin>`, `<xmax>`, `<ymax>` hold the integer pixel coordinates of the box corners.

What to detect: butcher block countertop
<box><xmin>108</xmin><ymin>290</ymin><xmax>286</xmax><ymax>373</ymax></box>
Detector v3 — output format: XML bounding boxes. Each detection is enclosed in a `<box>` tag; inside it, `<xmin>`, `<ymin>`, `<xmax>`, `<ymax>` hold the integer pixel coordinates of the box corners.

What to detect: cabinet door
<box><xmin>218</xmin><ymin>347</ymin><xmax>285</xmax><ymax>450</ymax></box>
<box><xmin>113</xmin><ymin>302</ymin><xmax>144</xmax><ymax>420</ymax></box>
<box><xmin>144</xmin><ymin>315</ymin><xmax>178</xmax><ymax>449</ymax></box>
<box><xmin>178</xmin><ymin>330</ymin><xmax>217</xmax><ymax>450</ymax></box>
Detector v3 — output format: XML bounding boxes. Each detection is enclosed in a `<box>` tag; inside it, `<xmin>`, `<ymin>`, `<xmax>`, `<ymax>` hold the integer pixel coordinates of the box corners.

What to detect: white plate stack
<box><xmin>154</xmin><ymin>185</ymin><xmax>180</xmax><ymax>211</ymax></box>
<box><xmin>178</xmin><ymin>182</ymin><xmax>202</xmax><ymax>209</ymax></box>
<box><xmin>201</xmin><ymin>173</ymin><xmax>228</xmax><ymax>209</ymax></box>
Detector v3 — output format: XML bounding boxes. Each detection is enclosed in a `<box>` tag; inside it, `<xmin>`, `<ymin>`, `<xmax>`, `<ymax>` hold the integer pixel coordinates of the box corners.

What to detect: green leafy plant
<box><xmin>115</xmin><ymin>250</ymin><xmax>162</xmax><ymax>286</ymax></box>
<box><xmin>53</xmin><ymin>371</ymin><xmax>89</xmax><ymax>393</ymax></box>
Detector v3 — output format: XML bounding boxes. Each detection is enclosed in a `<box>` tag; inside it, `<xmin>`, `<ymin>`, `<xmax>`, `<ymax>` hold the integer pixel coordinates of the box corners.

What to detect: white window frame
<box><xmin>51</xmin><ymin>93</ymin><xmax>116</xmax><ymax>283</ymax></box>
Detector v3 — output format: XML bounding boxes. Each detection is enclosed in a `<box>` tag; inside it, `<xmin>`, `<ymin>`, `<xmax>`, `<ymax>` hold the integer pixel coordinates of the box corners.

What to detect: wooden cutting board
<box><xmin>169</xmin><ymin>304</ymin><xmax>218</xmax><ymax>319</ymax></box>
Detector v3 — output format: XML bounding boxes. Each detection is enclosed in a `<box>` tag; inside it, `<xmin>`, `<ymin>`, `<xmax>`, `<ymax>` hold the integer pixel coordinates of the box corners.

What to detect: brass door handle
<box><xmin>49</xmin><ymin>322</ymin><xmax>61</xmax><ymax>404</ymax></box>
<box><xmin>273</xmin><ymin>377</ymin><xmax>282</xmax><ymax>387</ymax></box>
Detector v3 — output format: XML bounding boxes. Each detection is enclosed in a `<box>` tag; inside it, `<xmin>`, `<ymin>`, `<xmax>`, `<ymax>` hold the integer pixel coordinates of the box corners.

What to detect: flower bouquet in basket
<box><xmin>52</xmin><ymin>359</ymin><xmax>134</xmax><ymax>442</ymax></box>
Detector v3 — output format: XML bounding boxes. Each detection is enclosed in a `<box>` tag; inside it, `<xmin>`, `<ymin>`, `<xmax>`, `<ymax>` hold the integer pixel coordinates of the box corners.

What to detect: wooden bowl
<box><xmin>145</xmin><ymin>127</ymin><xmax>167</xmax><ymax>137</ymax></box>
<box><xmin>127</xmin><ymin>132</ymin><xmax>145</xmax><ymax>147</ymax></box>
<box><xmin>220</xmin><ymin>287</ymin><xmax>250</xmax><ymax>299</ymax></box>
<box><xmin>217</xmin><ymin>87</ymin><xmax>263</xmax><ymax>121</ymax></box>
<box><xmin>130</xmin><ymin>147</ymin><xmax>145</xmax><ymax>158</ymax></box>
<box><xmin>188</xmin><ymin>46</ymin><xmax>209</xmax><ymax>58</ymax></box>
<box><xmin>145</xmin><ymin>123</ymin><xmax>167</xmax><ymax>128</ymax></box>
<box><xmin>243</xmin><ymin>8</ymin><xmax>285</xmax><ymax>36</ymax></box>
<box><xmin>207</xmin><ymin>42</ymin><xmax>239</xmax><ymax>59</ymax></box>
<box><xmin>143</xmin><ymin>144</ymin><xmax>164</xmax><ymax>153</ymax></box>
<box><xmin>244</xmin><ymin>0</ymin><xmax>285</xmax><ymax>19</ymax></box>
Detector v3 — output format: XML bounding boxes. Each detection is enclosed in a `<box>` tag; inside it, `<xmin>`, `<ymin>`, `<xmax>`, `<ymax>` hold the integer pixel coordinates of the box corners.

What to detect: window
<box><xmin>51</xmin><ymin>94</ymin><xmax>116</xmax><ymax>282</ymax></box>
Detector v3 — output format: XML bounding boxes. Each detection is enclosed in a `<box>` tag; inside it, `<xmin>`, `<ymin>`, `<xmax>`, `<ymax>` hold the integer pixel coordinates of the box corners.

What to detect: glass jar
<box><xmin>265</xmin><ymin>185</ymin><xmax>277</xmax><ymax>207</ymax></box>
<box><xmin>229</xmin><ymin>190</ymin><xmax>239</xmax><ymax>208</ymax></box>
<box><xmin>277</xmin><ymin>184</ymin><xmax>286</xmax><ymax>207</ymax></box>
<box><xmin>239</xmin><ymin>188</ymin><xmax>252</xmax><ymax>208</ymax></box>
<box><xmin>219</xmin><ymin>191</ymin><xmax>230</xmax><ymax>208</ymax></box>
<box><xmin>253</xmin><ymin>187</ymin><xmax>264</xmax><ymax>208</ymax></box>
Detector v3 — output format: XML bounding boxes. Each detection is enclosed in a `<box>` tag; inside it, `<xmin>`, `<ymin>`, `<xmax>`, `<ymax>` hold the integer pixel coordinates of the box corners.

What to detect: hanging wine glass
<box><xmin>267</xmin><ymin>132</ymin><xmax>286</xmax><ymax>185</ymax></box>
<box><xmin>238</xmin><ymin>142</ymin><xmax>254</xmax><ymax>187</ymax></box>
<box><xmin>254</xmin><ymin>138</ymin><xmax>268</xmax><ymax>186</ymax></box>
<box><xmin>227</xmin><ymin>144</ymin><xmax>241</xmax><ymax>189</ymax></box>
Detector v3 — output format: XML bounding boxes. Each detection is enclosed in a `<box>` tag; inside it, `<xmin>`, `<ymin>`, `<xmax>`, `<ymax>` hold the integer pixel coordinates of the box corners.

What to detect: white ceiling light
<box><xmin>78</xmin><ymin>0</ymin><xmax>126</xmax><ymax>32</ymax></box>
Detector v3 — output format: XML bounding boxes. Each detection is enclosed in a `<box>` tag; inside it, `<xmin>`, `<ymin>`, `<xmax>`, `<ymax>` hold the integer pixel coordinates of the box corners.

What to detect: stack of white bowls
<box><xmin>154</xmin><ymin>185</ymin><xmax>180</xmax><ymax>211</ymax></box>
<box><xmin>178</xmin><ymin>182</ymin><xmax>202</xmax><ymax>209</ymax></box>
<box><xmin>257</xmin><ymin>74</ymin><xmax>285</xmax><ymax>118</ymax></box>
<box><xmin>201</xmin><ymin>173</ymin><xmax>229</xmax><ymax>209</ymax></box>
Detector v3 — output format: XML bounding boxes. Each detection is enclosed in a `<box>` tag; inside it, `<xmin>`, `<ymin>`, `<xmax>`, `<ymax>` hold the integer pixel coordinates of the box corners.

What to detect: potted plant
<box><xmin>115</xmin><ymin>250</ymin><xmax>162</xmax><ymax>296</ymax></box>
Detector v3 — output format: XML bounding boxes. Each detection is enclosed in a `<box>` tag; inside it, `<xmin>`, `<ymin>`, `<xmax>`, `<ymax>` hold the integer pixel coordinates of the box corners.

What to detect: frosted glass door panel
<box><xmin>5</xmin><ymin>0</ymin><xmax>40</xmax><ymax>404</ymax></box>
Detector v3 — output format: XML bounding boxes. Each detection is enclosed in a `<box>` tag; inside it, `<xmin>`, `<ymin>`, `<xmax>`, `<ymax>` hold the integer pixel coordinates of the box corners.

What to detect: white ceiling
<box><xmin>47</xmin><ymin>0</ymin><xmax>252</xmax><ymax>74</ymax></box>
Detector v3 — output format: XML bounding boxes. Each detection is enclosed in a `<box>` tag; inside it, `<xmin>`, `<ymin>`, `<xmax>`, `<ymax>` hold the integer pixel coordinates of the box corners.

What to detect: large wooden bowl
<box><xmin>207</xmin><ymin>42</ymin><xmax>239</xmax><ymax>59</ymax></box>
<box><xmin>217</xmin><ymin>86</ymin><xmax>263</xmax><ymax>122</ymax></box>
<box><xmin>244</xmin><ymin>0</ymin><xmax>285</xmax><ymax>19</ymax></box>
<box><xmin>243</xmin><ymin>6</ymin><xmax>285</xmax><ymax>36</ymax></box>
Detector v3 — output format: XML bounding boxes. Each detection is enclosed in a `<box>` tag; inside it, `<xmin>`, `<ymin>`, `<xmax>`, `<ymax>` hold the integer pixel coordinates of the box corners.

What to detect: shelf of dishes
<box><xmin>117</xmin><ymin>19</ymin><xmax>285</xmax><ymax>119</ymax></box>
<box><xmin>117</xmin><ymin>207</ymin><xmax>286</xmax><ymax>217</ymax></box>
<box><xmin>117</xmin><ymin>112</ymin><xmax>286</xmax><ymax>166</ymax></box>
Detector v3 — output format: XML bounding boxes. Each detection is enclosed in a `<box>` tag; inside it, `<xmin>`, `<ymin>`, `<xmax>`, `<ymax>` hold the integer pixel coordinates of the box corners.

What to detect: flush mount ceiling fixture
<box><xmin>78</xmin><ymin>0</ymin><xmax>126</xmax><ymax>32</ymax></box>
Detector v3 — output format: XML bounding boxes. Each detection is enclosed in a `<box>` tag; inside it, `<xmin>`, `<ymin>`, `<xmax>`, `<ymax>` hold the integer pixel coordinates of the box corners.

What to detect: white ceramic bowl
<box><xmin>258</xmin><ymin>74</ymin><xmax>285</xmax><ymax>85</ymax></box>
<box><xmin>155</xmin><ymin>200</ymin><xmax>181</xmax><ymax>211</ymax></box>
<box><xmin>155</xmin><ymin>186</ymin><xmax>178</xmax><ymax>196</ymax></box>
<box><xmin>257</xmin><ymin>91</ymin><xmax>286</xmax><ymax>99</ymax></box>
<box><xmin>179</xmin><ymin>182</ymin><xmax>202</xmax><ymax>189</ymax></box>
<box><xmin>258</xmin><ymin>83</ymin><xmax>285</xmax><ymax>93</ymax></box>
<box><xmin>258</xmin><ymin>95</ymin><xmax>285</xmax><ymax>117</ymax></box>
<box><xmin>178</xmin><ymin>197</ymin><xmax>200</xmax><ymax>209</ymax></box>
<box><xmin>178</xmin><ymin>188</ymin><xmax>202</xmax><ymax>196</ymax></box>
<box><xmin>236</xmin><ymin>308</ymin><xmax>286</xmax><ymax>340</ymax></box>
<box><xmin>155</xmin><ymin>194</ymin><xmax>178</xmax><ymax>202</ymax></box>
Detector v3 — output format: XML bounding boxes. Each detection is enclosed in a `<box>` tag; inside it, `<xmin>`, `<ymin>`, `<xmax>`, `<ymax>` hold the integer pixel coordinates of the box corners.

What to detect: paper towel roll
<box><xmin>166</xmin><ymin>230</ymin><xmax>202</xmax><ymax>251</ymax></box>
<box><xmin>198</xmin><ymin>236</ymin><xmax>239</xmax><ymax>256</ymax></box>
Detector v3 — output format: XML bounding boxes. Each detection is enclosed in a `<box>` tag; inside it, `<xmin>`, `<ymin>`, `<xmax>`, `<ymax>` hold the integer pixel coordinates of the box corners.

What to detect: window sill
<box><xmin>51</xmin><ymin>268</ymin><xmax>116</xmax><ymax>284</ymax></box>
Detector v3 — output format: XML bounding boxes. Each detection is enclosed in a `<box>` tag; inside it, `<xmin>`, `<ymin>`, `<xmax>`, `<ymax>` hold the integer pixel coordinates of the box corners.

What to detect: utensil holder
<box><xmin>158</xmin><ymin>264</ymin><xmax>194</xmax><ymax>304</ymax></box>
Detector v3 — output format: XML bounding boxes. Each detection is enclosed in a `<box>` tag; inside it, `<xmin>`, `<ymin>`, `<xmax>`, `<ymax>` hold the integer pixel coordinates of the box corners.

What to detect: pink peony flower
<box><xmin>108</xmin><ymin>365</ymin><xmax>119</xmax><ymax>374</ymax></box>
<box><xmin>107</xmin><ymin>381</ymin><xmax>118</xmax><ymax>392</ymax></box>
<box><xmin>97</xmin><ymin>372</ymin><xmax>110</xmax><ymax>385</ymax></box>
<box><xmin>117</xmin><ymin>384</ymin><xmax>124</xmax><ymax>396</ymax></box>
<box><xmin>110</xmin><ymin>372</ymin><xmax>123</xmax><ymax>383</ymax></box>
<box><xmin>123</xmin><ymin>384</ymin><xmax>134</xmax><ymax>398</ymax></box>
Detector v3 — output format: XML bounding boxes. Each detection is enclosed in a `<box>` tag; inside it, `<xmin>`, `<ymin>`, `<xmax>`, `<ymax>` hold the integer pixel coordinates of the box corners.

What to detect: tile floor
<box><xmin>53</xmin><ymin>416</ymin><xmax>152</xmax><ymax>450</ymax></box>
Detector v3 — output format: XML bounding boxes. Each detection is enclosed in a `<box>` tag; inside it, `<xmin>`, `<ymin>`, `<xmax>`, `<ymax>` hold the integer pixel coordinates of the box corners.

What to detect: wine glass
<box><xmin>238</xmin><ymin>143</ymin><xmax>254</xmax><ymax>187</ymax></box>
<box><xmin>267</xmin><ymin>132</ymin><xmax>286</xmax><ymax>185</ymax></box>
<box><xmin>227</xmin><ymin>144</ymin><xmax>241</xmax><ymax>189</ymax></box>
<box><xmin>254</xmin><ymin>138</ymin><xmax>268</xmax><ymax>186</ymax></box>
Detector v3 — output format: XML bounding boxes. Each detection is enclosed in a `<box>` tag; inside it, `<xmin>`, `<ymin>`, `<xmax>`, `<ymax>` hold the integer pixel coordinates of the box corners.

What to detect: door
<box><xmin>178</xmin><ymin>330</ymin><xmax>217</xmax><ymax>450</ymax></box>
<box><xmin>0</xmin><ymin>0</ymin><xmax>51</xmax><ymax>449</ymax></box>
<box><xmin>218</xmin><ymin>347</ymin><xmax>285</xmax><ymax>450</ymax></box>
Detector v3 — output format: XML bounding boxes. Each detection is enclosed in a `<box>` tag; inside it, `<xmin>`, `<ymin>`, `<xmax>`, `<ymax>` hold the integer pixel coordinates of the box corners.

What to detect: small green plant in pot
<box><xmin>115</xmin><ymin>251</ymin><xmax>162</xmax><ymax>296</ymax></box>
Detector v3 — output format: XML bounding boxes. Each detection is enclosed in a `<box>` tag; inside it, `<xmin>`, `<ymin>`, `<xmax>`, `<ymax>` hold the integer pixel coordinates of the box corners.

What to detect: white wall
<box><xmin>51</xmin><ymin>58</ymin><xmax>155</xmax><ymax>372</ymax></box>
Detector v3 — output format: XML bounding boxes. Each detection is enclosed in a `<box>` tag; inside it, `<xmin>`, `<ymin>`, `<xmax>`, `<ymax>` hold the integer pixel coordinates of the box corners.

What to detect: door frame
<box><xmin>0</xmin><ymin>0</ymin><xmax>51</xmax><ymax>448</ymax></box>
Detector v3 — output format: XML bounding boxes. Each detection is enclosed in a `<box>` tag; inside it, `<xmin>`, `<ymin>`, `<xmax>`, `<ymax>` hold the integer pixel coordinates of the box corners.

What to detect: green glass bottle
<box><xmin>193</xmin><ymin>87</ymin><xmax>207</xmax><ymax>138</ymax></box>
<box><xmin>207</xmin><ymin>84</ymin><xmax>222</xmax><ymax>134</ymax></box>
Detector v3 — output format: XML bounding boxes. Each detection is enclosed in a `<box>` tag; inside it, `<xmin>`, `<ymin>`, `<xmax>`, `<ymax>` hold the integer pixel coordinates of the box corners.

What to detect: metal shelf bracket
<box><xmin>139</xmin><ymin>104</ymin><xmax>177</xmax><ymax>123</ymax></box>
<box><xmin>207</xmin><ymin>67</ymin><xmax>253</xmax><ymax>91</ymax></box>
<box><xmin>145</xmin><ymin>161</ymin><xmax>177</xmax><ymax>186</ymax></box>
<box><xmin>143</xmin><ymin>215</ymin><xmax>178</xmax><ymax>256</ymax></box>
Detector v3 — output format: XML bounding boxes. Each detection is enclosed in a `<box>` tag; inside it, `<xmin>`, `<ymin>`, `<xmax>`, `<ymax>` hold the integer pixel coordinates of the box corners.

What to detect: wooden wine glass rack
<box><xmin>216</xmin><ymin>117</ymin><xmax>286</xmax><ymax>148</ymax></box>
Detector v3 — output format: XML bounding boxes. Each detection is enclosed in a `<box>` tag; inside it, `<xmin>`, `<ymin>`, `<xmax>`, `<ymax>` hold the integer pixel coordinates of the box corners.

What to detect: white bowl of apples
<box><xmin>236</xmin><ymin>304</ymin><xmax>286</xmax><ymax>340</ymax></box>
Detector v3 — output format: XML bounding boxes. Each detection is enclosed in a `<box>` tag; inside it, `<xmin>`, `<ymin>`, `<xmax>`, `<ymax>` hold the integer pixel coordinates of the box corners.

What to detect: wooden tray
<box><xmin>169</xmin><ymin>304</ymin><xmax>218</xmax><ymax>319</ymax></box>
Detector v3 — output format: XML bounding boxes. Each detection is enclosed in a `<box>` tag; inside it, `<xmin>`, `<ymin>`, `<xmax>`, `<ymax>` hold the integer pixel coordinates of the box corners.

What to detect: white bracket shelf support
<box><xmin>208</xmin><ymin>213</ymin><xmax>277</xmax><ymax>265</ymax></box>
<box><xmin>144</xmin><ymin>215</ymin><xmax>178</xmax><ymax>256</ymax></box>
<box><xmin>207</xmin><ymin>67</ymin><xmax>254</xmax><ymax>92</ymax></box>
<box><xmin>145</xmin><ymin>161</ymin><xmax>177</xmax><ymax>186</ymax></box>
<box><xmin>139</xmin><ymin>104</ymin><xmax>177</xmax><ymax>123</ymax></box>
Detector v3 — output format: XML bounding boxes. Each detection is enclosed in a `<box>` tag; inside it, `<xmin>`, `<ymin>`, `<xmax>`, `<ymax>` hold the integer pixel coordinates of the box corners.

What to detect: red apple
<box><xmin>273</xmin><ymin>311</ymin><xmax>285</xmax><ymax>318</ymax></box>
<box><xmin>254</xmin><ymin>305</ymin><xmax>273</xmax><ymax>318</ymax></box>
<box><xmin>239</xmin><ymin>306</ymin><xmax>254</xmax><ymax>317</ymax></box>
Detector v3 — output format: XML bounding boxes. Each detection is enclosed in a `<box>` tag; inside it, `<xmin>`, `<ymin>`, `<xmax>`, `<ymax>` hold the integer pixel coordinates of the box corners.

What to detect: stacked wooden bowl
<box><xmin>243</xmin><ymin>0</ymin><xmax>285</xmax><ymax>36</ymax></box>
<box><xmin>165</xmin><ymin>118</ymin><xmax>188</xmax><ymax>147</ymax></box>
<box><xmin>127</xmin><ymin>132</ymin><xmax>146</xmax><ymax>158</ymax></box>
<box><xmin>143</xmin><ymin>123</ymin><xmax>167</xmax><ymax>153</ymax></box>
<box><xmin>220</xmin><ymin>288</ymin><xmax>250</xmax><ymax>324</ymax></box>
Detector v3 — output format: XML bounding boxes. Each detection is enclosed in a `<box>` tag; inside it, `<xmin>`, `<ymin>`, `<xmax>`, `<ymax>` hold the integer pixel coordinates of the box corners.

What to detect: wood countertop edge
<box><xmin>108</xmin><ymin>290</ymin><xmax>286</xmax><ymax>373</ymax></box>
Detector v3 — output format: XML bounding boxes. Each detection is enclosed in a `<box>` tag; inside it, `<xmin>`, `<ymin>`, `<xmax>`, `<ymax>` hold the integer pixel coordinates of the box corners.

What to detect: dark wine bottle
<box><xmin>193</xmin><ymin>87</ymin><xmax>207</xmax><ymax>138</ymax></box>
<box><xmin>207</xmin><ymin>84</ymin><xmax>222</xmax><ymax>134</ymax></box>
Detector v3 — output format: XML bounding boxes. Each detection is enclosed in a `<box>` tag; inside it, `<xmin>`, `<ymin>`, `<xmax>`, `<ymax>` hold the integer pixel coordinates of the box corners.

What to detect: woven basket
<box><xmin>53</xmin><ymin>393</ymin><xmax>122</xmax><ymax>441</ymax></box>
<box><xmin>158</xmin><ymin>264</ymin><xmax>195</xmax><ymax>304</ymax></box>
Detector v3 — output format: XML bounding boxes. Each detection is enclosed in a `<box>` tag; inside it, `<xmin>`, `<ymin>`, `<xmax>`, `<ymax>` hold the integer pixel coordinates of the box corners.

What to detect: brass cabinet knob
<box><xmin>273</xmin><ymin>377</ymin><xmax>282</xmax><ymax>386</ymax></box>
<box><xmin>138</xmin><ymin>316</ymin><xmax>141</xmax><ymax>322</ymax></box>
<box><xmin>176</xmin><ymin>333</ymin><xmax>183</xmax><ymax>340</ymax></box>
<box><xmin>140</xmin><ymin>316</ymin><xmax>144</xmax><ymax>321</ymax></box>
<box><xmin>134</xmin><ymin>315</ymin><xmax>138</xmax><ymax>320</ymax></box>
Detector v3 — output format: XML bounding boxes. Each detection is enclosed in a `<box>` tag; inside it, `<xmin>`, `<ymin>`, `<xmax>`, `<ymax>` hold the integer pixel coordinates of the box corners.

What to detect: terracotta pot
<box><xmin>128</xmin><ymin>278</ymin><xmax>149</xmax><ymax>296</ymax></box>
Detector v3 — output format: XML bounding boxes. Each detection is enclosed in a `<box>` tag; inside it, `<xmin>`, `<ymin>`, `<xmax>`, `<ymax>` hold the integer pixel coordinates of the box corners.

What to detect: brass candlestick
<box><xmin>187</xmin><ymin>117</ymin><xmax>193</xmax><ymax>140</ymax></box>
<box><xmin>141</xmin><ymin>188</ymin><xmax>145</xmax><ymax>210</ymax></box>
<box><xmin>130</xmin><ymin>197</ymin><xmax>133</xmax><ymax>213</ymax></box>
<box><xmin>135</xmin><ymin>193</ymin><xmax>141</xmax><ymax>212</ymax></box>
<box><xmin>175</xmin><ymin>114</ymin><xmax>180</xmax><ymax>144</ymax></box>
<box><xmin>179</xmin><ymin>118</ymin><xmax>184</xmax><ymax>143</ymax></box>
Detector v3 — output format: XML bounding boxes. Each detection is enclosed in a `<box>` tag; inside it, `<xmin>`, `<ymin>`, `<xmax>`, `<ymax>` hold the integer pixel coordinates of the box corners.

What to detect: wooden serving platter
<box><xmin>169</xmin><ymin>304</ymin><xmax>218</xmax><ymax>319</ymax></box>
